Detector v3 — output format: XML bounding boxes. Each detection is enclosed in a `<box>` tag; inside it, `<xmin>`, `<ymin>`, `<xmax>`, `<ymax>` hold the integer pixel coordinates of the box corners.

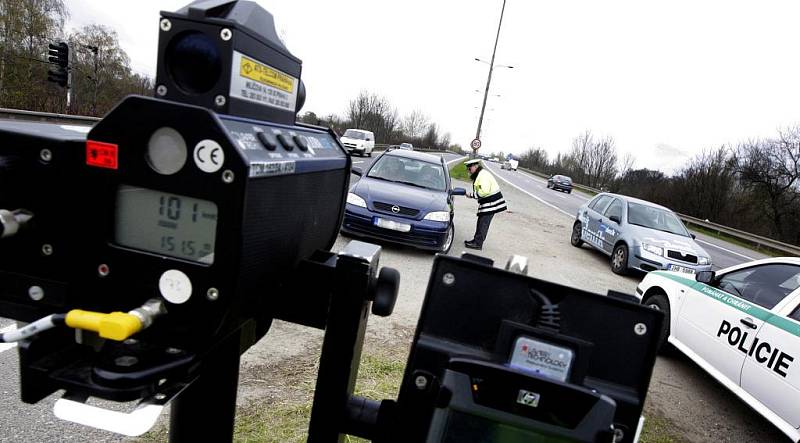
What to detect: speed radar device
<box><xmin>320</xmin><ymin>253</ymin><xmax>664</xmax><ymax>443</ymax></box>
<box><xmin>0</xmin><ymin>0</ymin><xmax>379</xmax><ymax>440</ymax></box>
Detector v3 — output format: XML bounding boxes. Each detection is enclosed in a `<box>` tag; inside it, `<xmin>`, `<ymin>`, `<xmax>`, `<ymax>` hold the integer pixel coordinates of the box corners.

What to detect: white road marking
<box><xmin>694</xmin><ymin>239</ymin><xmax>754</xmax><ymax>260</ymax></box>
<box><xmin>0</xmin><ymin>323</ymin><xmax>18</xmax><ymax>353</ymax></box>
<box><xmin>486</xmin><ymin>164</ymin><xmax>574</xmax><ymax>218</ymax></box>
<box><xmin>489</xmin><ymin>164</ymin><xmax>755</xmax><ymax>264</ymax></box>
<box><xmin>353</xmin><ymin>161</ymin><xmax>364</xmax><ymax>164</ymax></box>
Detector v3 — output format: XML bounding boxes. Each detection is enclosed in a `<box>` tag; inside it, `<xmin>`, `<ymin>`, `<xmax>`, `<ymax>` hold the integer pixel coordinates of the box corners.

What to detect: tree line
<box><xmin>0</xmin><ymin>0</ymin><xmax>152</xmax><ymax>116</ymax></box>
<box><xmin>4</xmin><ymin>2</ymin><xmax>459</xmax><ymax>153</ymax></box>
<box><xmin>514</xmin><ymin>127</ymin><xmax>800</xmax><ymax>246</ymax></box>
<box><xmin>298</xmin><ymin>91</ymin><xmax>460</xmax><ymax>152</ymax></box>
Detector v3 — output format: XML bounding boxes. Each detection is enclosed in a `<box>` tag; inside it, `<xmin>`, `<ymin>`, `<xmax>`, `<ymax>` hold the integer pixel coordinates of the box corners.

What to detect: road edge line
<box><xmin>486</xmin><ymin>164</ymin><xmax>574</xmax><ymax>218</ymax></box>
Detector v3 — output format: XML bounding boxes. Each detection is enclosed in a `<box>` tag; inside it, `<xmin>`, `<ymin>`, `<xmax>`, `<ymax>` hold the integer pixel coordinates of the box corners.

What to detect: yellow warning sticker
<box><xmin>239</xmin><ymin>56</ymin><xmax>294</xmax><ymax>93</ymax></box>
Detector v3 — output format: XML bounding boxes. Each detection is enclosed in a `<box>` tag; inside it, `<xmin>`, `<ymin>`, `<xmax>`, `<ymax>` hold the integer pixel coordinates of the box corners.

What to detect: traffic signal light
<box><xmin>47</xmin><ymin>42</ymin><xmax>69</xmax><ymax>67</ymax></box>
<box><xmin>47</xmin><ymin>42</ymin><xmax>69</xmax><ymax>88</ymax></box>
<box><xmin>47</xmin><ymin>68</ymin><xmax>68</xmax><ymax>87</ymax></box>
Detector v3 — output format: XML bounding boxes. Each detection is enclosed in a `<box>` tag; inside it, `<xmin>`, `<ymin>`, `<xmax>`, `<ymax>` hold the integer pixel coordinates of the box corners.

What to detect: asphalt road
<box><xmin>481</xmin><ymin>161</ymin><xmax>769</xmax><ymax>270</ymax></box>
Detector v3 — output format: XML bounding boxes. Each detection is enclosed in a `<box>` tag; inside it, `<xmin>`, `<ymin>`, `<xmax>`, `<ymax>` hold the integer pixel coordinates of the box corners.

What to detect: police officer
<box><xmin>464</xmin><ymin>159</ymin><xmax>506</xmax><ymax>249</ymax></box>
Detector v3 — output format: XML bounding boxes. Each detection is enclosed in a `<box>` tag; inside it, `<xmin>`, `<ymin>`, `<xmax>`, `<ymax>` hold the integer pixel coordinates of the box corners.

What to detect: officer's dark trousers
<box><xmin>472</xmin><ymin>213</ymin><xmax>495</xmax><ymax>246</ymax></box>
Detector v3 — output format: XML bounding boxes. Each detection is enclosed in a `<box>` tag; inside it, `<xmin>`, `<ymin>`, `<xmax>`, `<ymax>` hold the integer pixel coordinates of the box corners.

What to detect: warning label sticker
<box><xmin>230</xmin><ymin>51</ymin><xmax>298</xmax><ymax>112</ymax></box>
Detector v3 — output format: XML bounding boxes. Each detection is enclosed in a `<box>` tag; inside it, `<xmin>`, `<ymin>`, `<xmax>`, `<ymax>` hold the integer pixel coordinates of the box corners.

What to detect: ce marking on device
<box><xmin>194</xmin><ymin>139</ymin><xmax>225</xmax><ymax>173</ymax></box>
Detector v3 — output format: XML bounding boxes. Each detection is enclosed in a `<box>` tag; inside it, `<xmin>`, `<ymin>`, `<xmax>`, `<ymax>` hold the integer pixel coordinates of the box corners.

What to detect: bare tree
<box><xmin>674</xmin><ymin>147</ymin><xmax>735</xmax><ymax>221</ymax></box>
<box><xmin>585</xmin><ymin>136</ymin><xmax>618</xmax><ymax>189</ymax></box>
<box><xmin>345</xmin><ymin>91</ymin><xmax>398</xmax><ymax>142</ymax></box>
<box><xmin>618</xmin><ymin>152</ymin><xmax>635</xmax><ymax>177</ymax></box>
<box><xmin>519</xmin><ymin>147</ymin><xmax>548</xmax><ymax>171</ymax></box>
<box><xmin>422</xmin><ymin>123</ymin><xmax>438</xmax><ymax>149</ymax></box>
<box><xmin>403</xmin><ymin>109</ymin><xmax>429</xmax><ymax>140</ymax></box>
<box><xmin>439</xmin><ymin>132</ymin><xmax>451</xmax><ymax>150</ymax></box>
<box><xmin>733</xmin><ymin>126</ymin><xmax>800</xmax><ymax>240</ymax></box>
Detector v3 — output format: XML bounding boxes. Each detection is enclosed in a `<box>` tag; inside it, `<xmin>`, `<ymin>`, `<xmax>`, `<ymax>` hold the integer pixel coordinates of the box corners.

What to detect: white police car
<box><xmin>636</xmin><ymin>257</ymin><xmax>800</xmax><ymax>441</ymax></box>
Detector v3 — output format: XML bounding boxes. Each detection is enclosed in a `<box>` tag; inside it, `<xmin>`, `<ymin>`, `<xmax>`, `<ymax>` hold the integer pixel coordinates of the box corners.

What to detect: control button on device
<box><xmin>257</xmin><ymin>131</ymin><xmax>277</xmax><ymax>150</ymax></box>
<box><xmin>294</xmin><ymin>135</ymin><xmax>309</xmax><ymax>151</ymax></box>
<box><xmin>277</xmin><ymin>133</ymin><xmax>295</xmax><ymax>151</ymax></box>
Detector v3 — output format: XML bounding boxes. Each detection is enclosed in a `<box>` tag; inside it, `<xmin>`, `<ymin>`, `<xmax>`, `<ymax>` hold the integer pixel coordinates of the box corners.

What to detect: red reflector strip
<box><xmin>86</xmin><ymin>140</ymin><xmax>118</xmax><ymax>169</ymax></box>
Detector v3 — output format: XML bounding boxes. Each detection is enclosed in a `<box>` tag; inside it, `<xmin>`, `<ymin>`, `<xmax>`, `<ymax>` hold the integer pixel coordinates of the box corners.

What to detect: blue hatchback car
<box><xmin>341</xmin><ymin>150</ymin><xmax>466</xmax><ymax>253</ymax></box>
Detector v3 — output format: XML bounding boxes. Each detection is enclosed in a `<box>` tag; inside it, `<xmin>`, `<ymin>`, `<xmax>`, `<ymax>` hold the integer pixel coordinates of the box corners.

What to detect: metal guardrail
<box><xmin>677</xmin><ymin>214</ymin><xmax>800</xmax><ymax>256</ymax></box>
<box><xmin>0</xmin><ymin>108</ymin><xmax>99</xmax><ymax>125</ymax></box>
<box><xmin>516</xmin><ymin>166</ymin><xmax>800</xmax><ymax>257</ymax></box>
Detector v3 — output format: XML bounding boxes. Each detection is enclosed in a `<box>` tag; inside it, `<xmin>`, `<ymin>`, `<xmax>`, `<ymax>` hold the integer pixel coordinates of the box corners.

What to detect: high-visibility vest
<box><xmin>473</xmin><ymin>169</ymin><xmax>507</xmax><ymax>215</ymax></box>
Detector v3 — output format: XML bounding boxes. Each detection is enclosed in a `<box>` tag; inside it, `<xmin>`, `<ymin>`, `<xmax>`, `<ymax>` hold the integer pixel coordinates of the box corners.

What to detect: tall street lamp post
<box><xmin>473</xmin><ymin>0</ymin><xmax>513</xmax><ymax>157</ymax></box>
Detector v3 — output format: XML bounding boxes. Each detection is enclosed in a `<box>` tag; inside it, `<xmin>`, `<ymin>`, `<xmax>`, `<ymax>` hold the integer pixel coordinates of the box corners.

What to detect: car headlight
<box><xmin>698</xmin><ymin>256</ymin><xmax>710</xmax><ymax>265</ymax></box>
<box><xmin>423</xmin><ymin>211</ymin><xmax>450</xmax><ymax>222</ymax></box>
<box><xmin>641</xmin><ymin>242</ymin><xmax>664</xmax><ymax>256</ymax></box>
<box><xmin>346</xmin><ymin>192</ymin><xmax>367</xmax><ymax>208</ymax></box>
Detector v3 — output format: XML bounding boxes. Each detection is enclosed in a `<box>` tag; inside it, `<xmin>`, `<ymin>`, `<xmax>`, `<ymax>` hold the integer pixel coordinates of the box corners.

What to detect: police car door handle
<box><xmin>740</xmin><ymin>318</ymin><xmax>757</xmax><ymax>329</ymax></box>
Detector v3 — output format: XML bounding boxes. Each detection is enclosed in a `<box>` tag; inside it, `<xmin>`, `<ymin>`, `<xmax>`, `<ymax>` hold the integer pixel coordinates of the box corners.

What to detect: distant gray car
<box><xmin>570</xmin><ymin>193</ymin><xmax>712</xmax><ymax>275</ymax></box>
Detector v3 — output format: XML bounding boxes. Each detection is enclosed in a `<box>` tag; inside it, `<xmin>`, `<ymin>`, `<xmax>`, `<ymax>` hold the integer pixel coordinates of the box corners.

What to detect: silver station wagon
<box><xmin>570</xmin><ymin>193</ymin><xmax>712</xmax><ymax>275</ymax></box>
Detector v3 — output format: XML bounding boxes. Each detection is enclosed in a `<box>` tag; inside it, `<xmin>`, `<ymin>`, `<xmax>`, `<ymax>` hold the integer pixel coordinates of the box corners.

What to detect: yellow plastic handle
<box><xmin>65</xmin><ymin>310</ymin><xmax>142</xmax><ymax>341</ymax></box>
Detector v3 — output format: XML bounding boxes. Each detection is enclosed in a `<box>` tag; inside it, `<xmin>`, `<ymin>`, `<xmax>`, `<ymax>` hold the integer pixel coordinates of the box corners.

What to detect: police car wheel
<box><xmin>570</xmin><ymin>222</ymin><xmax>583</xmax><ymax>247</ymax></box>
<box><xmin>645</xmin><ymin>294</ymin><xmax>670</xmax><ymax>350</ymax></box>
<box><xmin>611</xmin><ymin>244</ymin><xmax>628</xmax><ymax>275</ymax></box>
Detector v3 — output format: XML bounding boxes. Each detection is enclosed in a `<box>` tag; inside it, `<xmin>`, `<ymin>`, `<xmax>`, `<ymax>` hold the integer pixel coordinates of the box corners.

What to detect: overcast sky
<box><xmin>64</xmin><ymin>0</ymin><xmax>800</xmax><ymax>173</ymax></box>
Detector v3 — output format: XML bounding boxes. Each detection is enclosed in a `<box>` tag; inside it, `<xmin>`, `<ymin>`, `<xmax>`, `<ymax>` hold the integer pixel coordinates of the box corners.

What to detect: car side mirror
<box><xmin>351</xmin><ymin>167</ymin><xmax>363</xmax><ymax>176</ymax></box>
<box><xmin>609</xmin><ymin>215</ymin><xmax>621</xmax><ymax>224</ymax></box>
<box><xmin>450</xmin><ymin>187</ymin><xmax>467</xmax><ymax>196</ymax></box>
<box><xmin>690</xmin><ymin>233</ymin><xmax>696</xmax><ymax>239</ymax></box>
<box><xmin>696</xmin><ymin>270</ymin><xmax>715</xmax><ymax>284</ymax></box>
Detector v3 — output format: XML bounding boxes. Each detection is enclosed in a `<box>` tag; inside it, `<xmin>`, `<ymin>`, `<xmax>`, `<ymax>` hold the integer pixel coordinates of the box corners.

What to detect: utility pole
<box><xmin>474</xmin><ymin>0</ymin><xmax>509</xmax><ymax>156</ymax></box>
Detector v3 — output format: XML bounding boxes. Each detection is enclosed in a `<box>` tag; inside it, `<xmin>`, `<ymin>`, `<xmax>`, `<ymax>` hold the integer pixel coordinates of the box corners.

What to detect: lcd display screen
<box><xmin>115</xmin><ymin>185</ymin><xmax>217</xmax><ymax>264</ymax></box>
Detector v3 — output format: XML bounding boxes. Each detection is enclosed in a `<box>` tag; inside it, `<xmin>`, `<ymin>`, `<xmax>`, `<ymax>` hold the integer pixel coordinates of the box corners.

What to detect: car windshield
<box><xmin>628</xmin><ymin>202</ymin><xmax>690</xmax><ymax>236</ymax></box>
<box><xmin>367</xmin><ymin>156</ymin><xmax>446</xmax><ymax>191</ymax></box>
<box><xmin>400</xmin><ymin>143</ymin><xmax>412</xmax><ymax>148</ymax></box>
<box><xmin>343</xmin><ymin>130</ymin><xmax>365</xmax><ymax>140</ymax></box>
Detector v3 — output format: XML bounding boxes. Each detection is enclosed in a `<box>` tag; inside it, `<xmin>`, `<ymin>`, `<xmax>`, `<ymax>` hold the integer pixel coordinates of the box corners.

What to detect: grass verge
<box><xmin>639</xmin><ymin>413</ymin><xmax>679</xmax><ymax>443</ymax></box>
<box><xmin>231</xmin><ymin>343</ymin><xmax>407</xmax><ymax>442</ymax></box>
<box><xmin>448</xmin><ymin>160</ymin><xmax>470</xmax><ymax>181</ymax></box>
<box><xmin>136</xmin><ymin>337</ymin><xmax>685</xmax><ymax>442</ymax></box>
<box><xmin>686</xmin><ymin>223</ymin><xmax>784</xmax><ymax>257</ymax></box>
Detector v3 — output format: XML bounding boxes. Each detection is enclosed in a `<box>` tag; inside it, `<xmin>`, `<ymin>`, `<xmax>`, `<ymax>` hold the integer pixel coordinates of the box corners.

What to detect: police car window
<box><xmin>717</xmin><ymin>264</ymin><xmax>800</xmax><ymax>309</ymax></box>
<box><xmin>591</xmin><ymin>196</ymin><xmax>613</xmax><ymax>213</ymax></box>
<box><xmin>604</xmin><ymin>199</ymin><xmax>623</xmax><ymax>220</ymax></box>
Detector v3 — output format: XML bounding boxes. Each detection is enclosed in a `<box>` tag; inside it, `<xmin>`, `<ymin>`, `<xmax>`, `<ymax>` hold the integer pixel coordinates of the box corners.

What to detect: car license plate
<box><xmin>373</xmin><ymin>217</ymin><xmax>411</xmax><ymax>233</ymax></box>
<box><xmin>668</xmin><ymin>264</ymin><xmax>695</xmax><ymax>274</ymax></box>
<box><xmin>508</xmin><ymin>336</ymin><xmax>573</xmax><ymax>382</ymax></box>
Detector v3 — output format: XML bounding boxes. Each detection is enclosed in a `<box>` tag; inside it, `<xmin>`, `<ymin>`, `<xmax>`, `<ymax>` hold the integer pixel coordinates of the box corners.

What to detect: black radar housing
<box><xmin>156</xmin><ymin>0</ymin><xmax>305</xmax><ymax>125</ymax></box>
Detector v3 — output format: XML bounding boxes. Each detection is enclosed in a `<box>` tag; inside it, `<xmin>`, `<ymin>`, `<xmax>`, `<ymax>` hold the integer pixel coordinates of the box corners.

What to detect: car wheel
<box><xmin>367</xmin><ymin>150</ymin><xmax>372</xmax><ymax>157</ymax></box>
<box><xmin>645</xmin><ymin>293</ymin><xmax>670</xmax><ymax>351</ymax></box>
<box><xmin>567</xmin><ymin>189</ymin><xmax>572</xmax><ymax>194</ymax></box>
<box><xmin>439</xmin><ymin>224</ymin><xmax>454</xmax><ymax>254</ymax></box>
<box><xmin>611</xmin><ymin>244</ymin><xmax>629</xmax><ymax>275</ymax></box>
<box><xmin>570</xmin><ymin>222</ymin><xmax>584</xmax><ymax>247</ymax></box>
